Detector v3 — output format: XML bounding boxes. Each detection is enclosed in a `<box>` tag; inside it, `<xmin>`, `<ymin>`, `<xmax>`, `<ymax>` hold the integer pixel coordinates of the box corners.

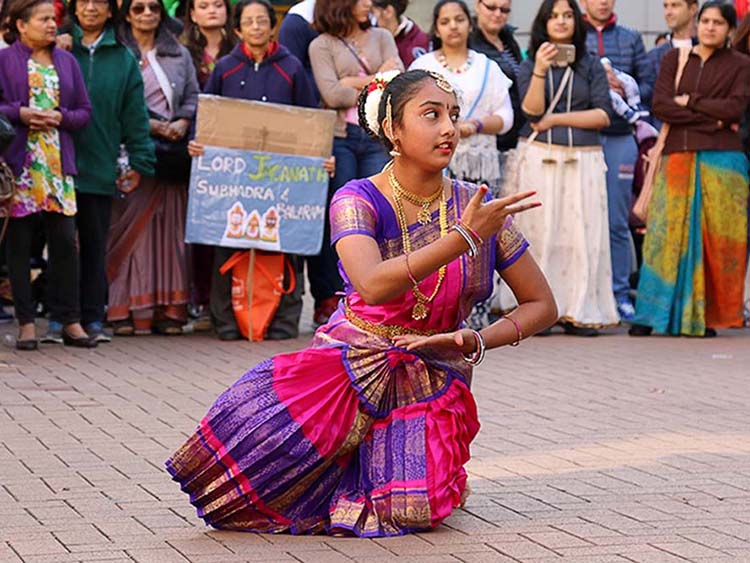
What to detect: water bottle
<box><xmin>117</xmin><ymin>144</ymin><xmax>130</xmax><ymax>198</ymax></box>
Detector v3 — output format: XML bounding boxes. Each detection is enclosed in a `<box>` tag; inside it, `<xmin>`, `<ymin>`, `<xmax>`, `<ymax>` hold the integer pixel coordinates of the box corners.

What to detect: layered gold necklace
<box><xmin>389</xmin><ymin>170</ymin><xmax>444</xmax><ymax>226</ymax></box>
<box><xmin>388</xmin><ymin>169</ymin><xmax>448</xmax><ymax>321</ymax></box>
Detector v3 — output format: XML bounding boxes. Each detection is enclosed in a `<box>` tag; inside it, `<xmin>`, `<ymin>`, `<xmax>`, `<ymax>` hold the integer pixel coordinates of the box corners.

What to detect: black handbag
<box><xmin>0</xmin><ymin>113</ymin><xmax>15</xmax><ymax>155</ymax></box>
<box><xmin>152</xmin><ymin>134</ymin><xmax>191</xmax><ymax>182</ymax></box>
<box><xmin>149</xmin><ymin>111</ymin><xmax>192</xmax><ymax>182</ymax></box>
<box><xmin>0</xmin><ymin>159</ymin><xmax>15</xmax><ymax>241</ymax></box>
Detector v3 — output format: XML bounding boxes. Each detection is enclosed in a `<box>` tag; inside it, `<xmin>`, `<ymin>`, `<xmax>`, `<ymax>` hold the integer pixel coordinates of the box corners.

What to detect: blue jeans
<box><xmin>331</xmin><ymin>124</ymin><xmax>389</xmax><ymax>190</ymax></box>
<box><xmin>306</xmin><ymin>124</ymin><xmax>388</xmax><ymax>306</ymax></box>
<box><xmin>601</xmin><ymin>133</ymin><xmax>637</xmax><ymax>303</ymax></box>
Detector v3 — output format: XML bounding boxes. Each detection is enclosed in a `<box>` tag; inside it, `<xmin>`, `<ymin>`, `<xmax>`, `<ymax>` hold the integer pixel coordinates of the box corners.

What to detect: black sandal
<box><xmin>16</xmin><ymin>339</ymin><xmax>38</xmax><ymax>351</ymax></box>
<box><xmin>112</xmin><ymin>320</ymin><xmax>135</xmax><ymax>336</ymax></box>
<box><xmin>153</xmin><ymin>319</ymin><xmax>184</xmax><ymax>336</ymax></box>
<box><xmin>62</xmin><ymin>327</ymin><xmax>97</xmax><ymax>348</ymax></box>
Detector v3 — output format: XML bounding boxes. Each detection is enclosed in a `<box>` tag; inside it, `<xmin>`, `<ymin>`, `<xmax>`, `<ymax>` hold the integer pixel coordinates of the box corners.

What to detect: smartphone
<box><xmin>552</xmin><ymin>44</ymin><xmax>576</xmax><ymax>64</ymax></box>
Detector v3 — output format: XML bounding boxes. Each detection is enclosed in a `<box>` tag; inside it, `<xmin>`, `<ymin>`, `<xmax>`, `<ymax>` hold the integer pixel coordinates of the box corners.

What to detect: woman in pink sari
<box><xmin>166</xmin><ymin>69</ymin><xmax>557</xmax><ymax>536</ymax></box>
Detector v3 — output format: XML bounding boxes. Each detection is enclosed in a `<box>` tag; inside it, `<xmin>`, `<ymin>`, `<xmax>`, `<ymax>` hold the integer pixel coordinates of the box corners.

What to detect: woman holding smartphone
<box><xmin>503</xmin><ymin>0</ymin><xmax>617</xmax><ymax>336</ymax></box>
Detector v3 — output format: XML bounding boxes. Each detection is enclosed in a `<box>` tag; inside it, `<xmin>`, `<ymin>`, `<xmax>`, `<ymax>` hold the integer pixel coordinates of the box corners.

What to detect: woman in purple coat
<box><xmin>0</xmin><ymin>0</ymin><xmax>93</xmax><ymax>350</ymax></box>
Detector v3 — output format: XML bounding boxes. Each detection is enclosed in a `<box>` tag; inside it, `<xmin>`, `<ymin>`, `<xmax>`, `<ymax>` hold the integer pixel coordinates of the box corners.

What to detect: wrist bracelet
<box><xmin>532</xmin><ymin>71</ymin><xmax>546</xmax><ymax>79</ymax></box>
<box><xmin>457</xmin><ymin>218</ymin><xmax>483</xmax><ymax>245</ymax></box>
<box><xmin>404</xmin><ymin>253</ymin><xmax>418</xmax><ymax>286</ymax></box>
<box><xmin>471</xmin><ymin>118</ymin><xmax>484</xmax><ymax>134</ymax></box>
<box><xmin>504</xmin><ymin>314</ymin><xmax>523</xmax><ymax>347</ymax></box>
<box><xmin>462</xmin><ymin>329</ymin><xmax>486</xmax><ymax>365</ymax></box>
<box><xmin>451</xmin><ymin>224</ymin><xmax>478</xmax><ymax>257</ymax></box>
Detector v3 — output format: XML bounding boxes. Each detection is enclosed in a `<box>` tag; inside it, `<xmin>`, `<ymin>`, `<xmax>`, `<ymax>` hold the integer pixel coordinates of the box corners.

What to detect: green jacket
<box><xmin>72</xmin><ymin>25</ymin><xmax>155</xmax><ymax>195</ymax></box>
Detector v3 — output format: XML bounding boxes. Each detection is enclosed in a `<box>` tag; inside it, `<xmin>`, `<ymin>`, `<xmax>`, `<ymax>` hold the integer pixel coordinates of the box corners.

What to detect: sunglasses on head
<box><xmin>479</xmin><ymin>0</ymin><xmax>511</xmax><ymax>14</ymax></box>
<box><xmin>131</xmin><ymin>2</ymin><xmax>161</xmax><ymax>15</ymax></box>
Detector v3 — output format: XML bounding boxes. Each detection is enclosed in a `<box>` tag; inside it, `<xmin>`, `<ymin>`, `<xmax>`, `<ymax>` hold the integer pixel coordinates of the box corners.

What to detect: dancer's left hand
<box><xmin>393</xmin><ymin>328</ymin><xmax>477</xmax><ymax>355</ymax></box>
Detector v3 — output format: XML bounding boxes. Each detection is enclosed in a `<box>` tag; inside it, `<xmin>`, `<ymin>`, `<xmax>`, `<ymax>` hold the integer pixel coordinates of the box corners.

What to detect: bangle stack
<box><xmin>462</xmin><ymin>329</ymin><xmax>486</xmax><ymax>365</ymax></box>
<box><xmin>452</xmin><ymin>219</ymin><xmax>483</xmax><ymax>258</ymax></box>
<box><xmin>451</xmin><ymin>223</ymin><xmax>478</xmax><ymax>257</ymax></box>
<box><xmin>504</xmin><ymin>314</ymin><xmax>523</xmax><ymax>347</ymax></box>
<box><xmin>457</xmin><ymin>218</ymin><xmax>483</xmax><ymax>244</ymax></box>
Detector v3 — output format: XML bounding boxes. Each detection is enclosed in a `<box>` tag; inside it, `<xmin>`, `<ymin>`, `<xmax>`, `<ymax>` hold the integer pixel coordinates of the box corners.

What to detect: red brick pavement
<box><xmin>1</xmin><ymin>322</ymin><xmax>749</xmax><ymax>562</ymax></box>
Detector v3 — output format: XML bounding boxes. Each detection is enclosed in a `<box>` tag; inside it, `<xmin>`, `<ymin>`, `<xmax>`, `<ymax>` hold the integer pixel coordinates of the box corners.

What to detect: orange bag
<box><xmin>219</xmin><ymin>250</ymin><xmax>296</xmax><ymax>341</ymax></box>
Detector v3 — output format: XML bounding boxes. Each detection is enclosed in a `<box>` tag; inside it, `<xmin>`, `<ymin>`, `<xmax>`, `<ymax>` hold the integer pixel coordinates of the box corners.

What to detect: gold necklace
<box><xmin>388</xmin><ymin>173</ymin><xmax>448</xmax><ymax>320</ymax></box>
<box><xmin>388</xmin><ymin>169</ymin><xmax>444</xmax><ymax>225</ymax></box>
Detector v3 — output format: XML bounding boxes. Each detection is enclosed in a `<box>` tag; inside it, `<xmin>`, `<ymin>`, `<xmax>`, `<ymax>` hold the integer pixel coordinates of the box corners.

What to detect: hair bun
<box><xmin>357</xmin><ymin>70</ymin><xmax>401</xmax><ymax>137</ymax></box>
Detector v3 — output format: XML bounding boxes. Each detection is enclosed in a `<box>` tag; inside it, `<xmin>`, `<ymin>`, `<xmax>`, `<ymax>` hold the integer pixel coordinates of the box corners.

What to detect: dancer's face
<box><xmin>390</xmin><ymin>79</ymin><xmax>460</xmax><ymax>172</ymax></box>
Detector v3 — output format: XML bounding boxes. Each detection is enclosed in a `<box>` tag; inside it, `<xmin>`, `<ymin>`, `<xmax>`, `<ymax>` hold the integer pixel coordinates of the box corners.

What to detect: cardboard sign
<box><xmin>186</xmin><ymin>95</ymin><xmax>337</xmax><ymax>254</ymax></box>
<box><xmin>186</xmin><ymin>146</ymin><xmax>329</xmax><ymax>255</ymax></box>
<box><xmin>195</xmin><ymin>94</ymin><xmax>336</xmax><ymax>157</ymax></box>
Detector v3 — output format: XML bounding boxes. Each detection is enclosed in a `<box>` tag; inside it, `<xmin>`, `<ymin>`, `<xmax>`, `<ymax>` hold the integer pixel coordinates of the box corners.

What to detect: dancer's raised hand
<box><xmin>460</xmin><ymin>185</ymin><xmax>541</xmax><ymax>241</ymax></box>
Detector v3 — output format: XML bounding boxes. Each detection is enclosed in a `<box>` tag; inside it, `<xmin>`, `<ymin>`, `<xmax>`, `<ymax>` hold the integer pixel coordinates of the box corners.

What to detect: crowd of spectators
<box><xmin>0</xmin><ymin>0</ymin><xmax>748</xmax><ymax>349</ymax></box>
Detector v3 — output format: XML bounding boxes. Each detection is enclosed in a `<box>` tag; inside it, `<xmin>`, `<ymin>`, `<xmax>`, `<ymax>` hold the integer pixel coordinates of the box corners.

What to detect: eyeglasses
<box><xmin>130</xmin><ymin>2</ymin><xmax>161</xmax><ymax>15</ymax></box>
<box><xmin>478</xmin><ymin>0</ymin><xmax>511</xmax><ymax>15</ymax></box>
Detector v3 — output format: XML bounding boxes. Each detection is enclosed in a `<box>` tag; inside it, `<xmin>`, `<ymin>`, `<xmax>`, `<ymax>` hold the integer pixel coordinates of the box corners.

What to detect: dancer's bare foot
<box><xmin>459</xmin><ymin>483</ymin><xmax>472</xmax><ymax>508</ymax></box>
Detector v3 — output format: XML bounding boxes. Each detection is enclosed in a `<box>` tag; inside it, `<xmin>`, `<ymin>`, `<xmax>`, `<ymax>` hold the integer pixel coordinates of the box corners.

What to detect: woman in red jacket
<box><xmin>631</xmin><ymin>1</ymin><xmax>750</xmax><ymax>337</ymax></box>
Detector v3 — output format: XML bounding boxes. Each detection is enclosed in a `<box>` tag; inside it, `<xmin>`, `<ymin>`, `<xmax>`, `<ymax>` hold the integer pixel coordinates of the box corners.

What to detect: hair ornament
<box><xmin>427</xmin><ymin>71</ymin><xmax>454</xmax><ymax>94</ymax></box>
<box><xmin>363</xmin><ymin>70</ymin><xmax>401</xmax><ymax>136</ymax></box>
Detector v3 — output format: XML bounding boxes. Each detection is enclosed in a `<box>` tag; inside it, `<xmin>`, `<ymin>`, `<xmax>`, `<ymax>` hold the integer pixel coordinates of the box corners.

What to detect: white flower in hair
<box><xmin>364</xmin><ymin>70</ymin><xmax>401</xmax><ymax>136</ymax></box>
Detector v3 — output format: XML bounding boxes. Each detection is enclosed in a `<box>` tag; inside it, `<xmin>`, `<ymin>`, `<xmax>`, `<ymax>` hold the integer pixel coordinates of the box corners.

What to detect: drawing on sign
<box><xmin>246</xmin><ymin>210</ymin><xmax>260</xmax><ymax>239</ymax></box>
<box><xmin>223</xmin><ymin>202</ymin><xmax>247</xmax><ymax>241</ymax></box>
<box><xmin>261</xmin><ymin>207</ymin><xmax>279</xmax><ymax>243</ymax></box>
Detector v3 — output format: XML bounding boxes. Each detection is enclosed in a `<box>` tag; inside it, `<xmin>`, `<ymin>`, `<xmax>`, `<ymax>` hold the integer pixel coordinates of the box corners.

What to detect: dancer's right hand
<box><xmin>460</xmin><ymin>185</ymin><xmax>541</xmax><ymax>241</ymax></box>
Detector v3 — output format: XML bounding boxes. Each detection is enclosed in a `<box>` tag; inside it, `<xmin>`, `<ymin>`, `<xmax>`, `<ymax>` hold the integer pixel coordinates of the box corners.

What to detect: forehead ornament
<box><xmin>427</xmin><ymin>70</ymin><xmax>454</xmax><ymax>94</ymax></box>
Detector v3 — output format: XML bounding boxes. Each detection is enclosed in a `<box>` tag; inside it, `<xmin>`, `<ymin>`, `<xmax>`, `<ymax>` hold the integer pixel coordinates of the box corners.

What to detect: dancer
<box><xmin>166</xmin><ymin>69</ymin><xmax>557</xmax><ymax>537</ymax></box>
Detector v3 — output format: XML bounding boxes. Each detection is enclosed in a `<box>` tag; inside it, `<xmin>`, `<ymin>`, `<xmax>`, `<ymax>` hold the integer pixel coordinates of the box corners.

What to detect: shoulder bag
<box><xmin>501</xmin><ymin>65</ymin><xmax>573</xmax><ymax>195</ymax></box>
<box><xmin>632</xmin><ymin>47</ymin><xmax>691</xmax><ymax>222</ymax></box>
<box><xmin>0</xmin><ymin>113</ymin><xmax>16</xmax><ymax>236</ymax></box>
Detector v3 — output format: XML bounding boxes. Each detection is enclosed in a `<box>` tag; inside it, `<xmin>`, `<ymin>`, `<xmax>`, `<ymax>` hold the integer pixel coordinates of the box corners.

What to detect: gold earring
<box><xmin>384</xmin><ymin>94</ymin><xmax>400</xmax><ymax>156</ymax></box>
<box><xmin>385</xmin><ymin>94</ymin><xmax>394</xmax><ymax>138</ymax></box>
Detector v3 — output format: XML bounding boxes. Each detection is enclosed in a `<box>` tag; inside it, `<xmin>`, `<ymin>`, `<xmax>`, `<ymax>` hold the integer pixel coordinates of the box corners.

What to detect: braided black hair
<box><xmin>357</xmin><ymin>70</ymin><xmax>453</xmax><ymax>153</ymax></box>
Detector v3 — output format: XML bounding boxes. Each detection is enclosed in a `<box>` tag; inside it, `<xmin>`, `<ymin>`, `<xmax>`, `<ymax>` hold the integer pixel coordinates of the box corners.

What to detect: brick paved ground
<box><xmin>1</xmin><ymin>316</ymin><xmax>749</xmax><ymax>563</ymax></box>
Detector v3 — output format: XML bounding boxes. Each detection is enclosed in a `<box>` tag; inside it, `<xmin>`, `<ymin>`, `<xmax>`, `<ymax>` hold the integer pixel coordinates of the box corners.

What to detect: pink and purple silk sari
<box><xmin>166</xmin><ymin>179</ymin><xmax>528</xmax><ymax>537</ymax></box>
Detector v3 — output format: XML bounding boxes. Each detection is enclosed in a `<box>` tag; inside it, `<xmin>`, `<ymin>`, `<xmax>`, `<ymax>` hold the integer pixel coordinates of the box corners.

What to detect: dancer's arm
<box><xmin>336</xmin><ymin>187</ymin><xmax>539</xmax><ymax>305</ymax></box>
<box><xmin>392</xmin><ymin>252</ymin><xmax>557</xmax><ymax>354</ymax></box>
<box><xmin>481</xmin><ymin>252</ymin><xmax>558</xmax><ymax>348</ymax></box>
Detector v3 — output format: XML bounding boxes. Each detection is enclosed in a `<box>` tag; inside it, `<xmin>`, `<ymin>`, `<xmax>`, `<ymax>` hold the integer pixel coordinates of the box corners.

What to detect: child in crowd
<box><xmin>601</xmin><ymin>57</ymin><xmax>649</xmax><ymax>124</ymax></box>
